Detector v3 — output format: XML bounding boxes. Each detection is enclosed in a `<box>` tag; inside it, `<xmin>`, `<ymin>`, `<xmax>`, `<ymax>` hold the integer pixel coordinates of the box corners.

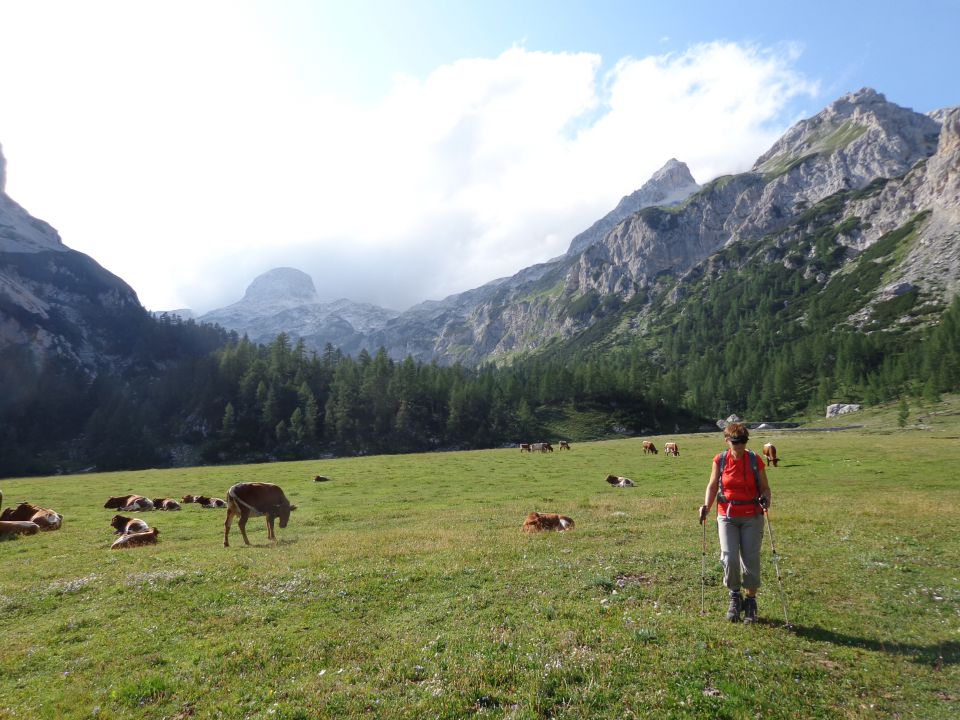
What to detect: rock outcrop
<box><xmin>826</xmin><ymin>403</ymin><xmax>862</xmax><ymax>418</ymax></box>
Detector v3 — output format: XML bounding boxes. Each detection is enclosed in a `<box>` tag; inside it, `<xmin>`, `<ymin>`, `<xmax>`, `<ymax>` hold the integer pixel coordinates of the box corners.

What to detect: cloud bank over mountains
<box><xmin>1</xmin><ymin>29</ymin><xmax>818</xmax><ymax>312</ymax></box>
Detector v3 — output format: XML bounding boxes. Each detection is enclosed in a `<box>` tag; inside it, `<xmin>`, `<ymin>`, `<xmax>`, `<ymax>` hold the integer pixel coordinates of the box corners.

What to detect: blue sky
<box><xmin>262</xmin><ymin>0</ymin><xmax>958</xmax><ymax>113</ymax></box>
<box><xmin>0</xmin><ymin>0</ymin><xmax>957</xmax><ymax>313</ymax></box>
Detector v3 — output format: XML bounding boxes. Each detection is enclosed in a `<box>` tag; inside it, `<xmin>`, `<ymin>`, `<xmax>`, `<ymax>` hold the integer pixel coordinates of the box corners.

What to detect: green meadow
<box><xmin>1</xmin><ymin>398</ymin><xmax>958</xmax><ymax>719</ymax></box>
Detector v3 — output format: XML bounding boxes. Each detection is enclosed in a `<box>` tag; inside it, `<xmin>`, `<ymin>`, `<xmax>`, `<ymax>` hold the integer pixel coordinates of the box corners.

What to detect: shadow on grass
<box><xmin>789</xmin><ymin>624</ymin><xmax>958</xmax><ymax>667</ymax></box>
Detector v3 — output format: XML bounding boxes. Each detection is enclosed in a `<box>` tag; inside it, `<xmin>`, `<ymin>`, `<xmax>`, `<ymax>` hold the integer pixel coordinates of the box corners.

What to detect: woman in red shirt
<box><xmin>698</xmin><ymin>422</ymin><xmax>772</xmax><ymax>623</ymax></box>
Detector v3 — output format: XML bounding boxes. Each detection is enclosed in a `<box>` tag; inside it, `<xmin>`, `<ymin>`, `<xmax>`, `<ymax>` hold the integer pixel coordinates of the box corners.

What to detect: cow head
<box><xmin>104</xmin><ymin>496</ymin><xmax>126</xmax><ymax>509</ymax></box>
<box><xmin>276</xmin><ymin>503</ymin><xmax>297</xmax><ymax>528</ymax></box>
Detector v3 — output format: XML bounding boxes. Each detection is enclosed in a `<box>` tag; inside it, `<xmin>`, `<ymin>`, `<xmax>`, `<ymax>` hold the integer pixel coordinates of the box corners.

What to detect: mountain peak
<box><xmin>753</xmin><ymin>88</ymin><xmax>940</xmax><ymax>179</ymax></box>
<box><xmin>242</xmin><ymin>267</ymin><xmax>319</xmax><ymax>307</ymax></box>
<box><xmin>648</xmin><ymin>158</ymin><xmax>697</xmax><ymax>188</ymax></box>
<box><xmin>0</xmin><ymin>141</ymin><xmax>65</xmax><ymax>254</ymax></box>
<box><xmin>565</xmin><ymin>159</ymin><xmax>700</xmax><ymax>256</ymax></box>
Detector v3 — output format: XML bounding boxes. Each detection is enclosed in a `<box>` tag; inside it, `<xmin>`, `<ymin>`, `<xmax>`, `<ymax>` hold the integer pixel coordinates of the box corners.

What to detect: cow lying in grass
<box><xmin>182</xmin><ymin>495</ymin><xmax>227</xmax><ymax>508</ymax></box>
<box><xmin>111</xmin><ymin>528</ymin><xmax>159</xmax><ymax>549</ymax></box>
<box><xmin>522</xmin><ymin>512</ymin><xmax>575</xmax><ymax>533</ymax></box>
<box><xmin>605</xmin><ymin>475</ymin><xmax>636</xmax><ymax>488</ymax></box>
<box><xmin>110</xmin><ymin>514</ymin><xmax>150</xmax><ymax>535</ymax></box>
<box><xmin>104</xmin><ymin>495</ymin><xmax>154</xmax><ymax>511</ymax></box>
<box><xmin>0</xmin><ymin>520</ymin><xmax>40</xmax><ymax>536</ymax></box>
<box><xmin>224</xmin><ymin>483</ymin><xmax>296</xmax><ymax>547</ymax></box>
<box><xmin>152</xmin><ymin>498</ymin><xmax>182</xmax><ymax>511</ymax></box>
<box><xmin>0</xmin><ymin>502</ymin><xmax>63</xmax><ymax>530</ymax></box>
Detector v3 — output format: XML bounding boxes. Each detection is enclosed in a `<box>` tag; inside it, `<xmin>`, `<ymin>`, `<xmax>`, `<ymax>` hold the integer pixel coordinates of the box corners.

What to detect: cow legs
<box><xmin>224</xmin><ymin>509</ymin><xmax>237</xmax><ymax>547</ymax></box>
<box><xmin>266</xmin><ymin>516</ymin><xmax>275</xmax><ymax>541</ymax></box>
<box><xmin>238</xmin><ymin>514</ymin><xmax>252</xmax><ymax>545</ymax></box>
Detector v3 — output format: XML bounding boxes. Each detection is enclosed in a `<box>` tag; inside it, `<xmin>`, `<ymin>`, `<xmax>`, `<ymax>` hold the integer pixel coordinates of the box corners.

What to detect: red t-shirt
<box><xmin>714</xmin><ymin>450</ymin><xmax>765</xmax><ymax>517</ymax></box>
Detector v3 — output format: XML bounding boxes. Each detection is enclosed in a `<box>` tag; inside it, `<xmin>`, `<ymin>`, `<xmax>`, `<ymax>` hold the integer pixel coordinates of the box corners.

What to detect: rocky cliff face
<box><xmin>0</xmin><ymin>144</ymin><xmax>146</xmax><ymax>370</ymax></box>
<box><xmin>568</xmin><ymin>89</ymin><xmax>944</xmax><ymax>301</ymax></box>
<box><xmin>845</xmin><ymin>105</ymin><xmax>960</xmax><ymax>303</ymax></box>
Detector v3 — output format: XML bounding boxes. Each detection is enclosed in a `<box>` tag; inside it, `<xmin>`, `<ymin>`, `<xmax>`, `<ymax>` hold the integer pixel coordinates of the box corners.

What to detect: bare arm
<box><xmin>699</xmin><ymin>459</ymin><xmax>720</xmax><ymax>522</ymax></box>
<box><xmin>759</xmin><ymin>466</ymin><xmax>772</xmax><ymax>508</ymax></box>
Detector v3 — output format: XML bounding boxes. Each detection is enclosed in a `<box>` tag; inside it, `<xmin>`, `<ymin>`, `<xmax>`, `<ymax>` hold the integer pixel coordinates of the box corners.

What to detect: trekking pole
<box><xmin>762</xmin><ymin>507</ymin><xmax>791</xmax><ymax>627</ymax></box>
<box><xmin>700</xmin><ymin>518</ymin><xmax>707</xmax><ymax>615</ymax></box>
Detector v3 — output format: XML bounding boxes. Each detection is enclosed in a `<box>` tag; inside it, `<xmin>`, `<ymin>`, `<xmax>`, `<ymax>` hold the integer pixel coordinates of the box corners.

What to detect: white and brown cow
<box><xmin>605</xmin><ymin>474</ymin><xmax>636</xmax><ymax>488</ymax></box>
<box><xmin>182</xmin><ymin>495</ymin><xmax>227</xmax><ymax>508</ymax></box>
<box><xmin>0</xmin><ymin>520</ymin><xmax>40</xmax><ymax>536</ymax></box>
<box><xmin>521</xmin><ymin>512</ymin><xmax>575</xmax><ymax>533</ymax></box>
<box><xmin>663</xmin><ymin>442</ymin><xmax>680</xmax><ymax>456</ymax></box>
<box><xmin>111</xmin><ymin>527</ymin><xmax>160</xmax><ymax>549</ymax></box>
<box><xmin>559</xmin><ymin>441</ymin><xmax>571</xmax><ymax>450</ymax></box>
<box><xmin>519</xmin><ymin>443</ymin><xmax>532</xmax><ymax>453</ymax></box>
<box><xmin>0</xmin><ymin>502</ymin><xmax>63</xmax><ymax>530</ymax></box>
<box><xmin>224</xmin><ymin>483</ymin><xmax>296</xmax><ymax>547</ymax></box>
<box><xmin>152</xmin><ymin>498</ymin><xmax>182</xmax><ymax>511</ymax></box>
<box><xmin>104</xmin><ymin>495</ymin><xmax>154</xmax><ymax>511</ymax></box>
<box><xmin>110</xmin><ymin>514</ymin><xmax>150</xmax><ymax>535</ymax></box>
<box><xmin>641</xmin><ymin>440</ymin><xmax>658</xmax><ymax>455</ymax></box>
<box><xmin>762</xmin><ymin>443</ymin><xmax>780</xmax><ymax>467</ymax></box>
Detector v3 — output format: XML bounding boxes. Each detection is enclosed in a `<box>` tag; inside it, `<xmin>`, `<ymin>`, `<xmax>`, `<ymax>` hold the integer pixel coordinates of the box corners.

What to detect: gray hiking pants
<box><xmin>718</xmin><ymin>514</ymin><xmax>764</xmax><ymax>592</ymax></box>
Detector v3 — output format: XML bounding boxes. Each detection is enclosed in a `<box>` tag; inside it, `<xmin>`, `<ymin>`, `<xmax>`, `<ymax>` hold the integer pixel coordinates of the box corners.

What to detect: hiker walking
<box><xmin>698</xmin><ymin>422</ymin><xmax>771</xmax><ymax>623</ymax></box>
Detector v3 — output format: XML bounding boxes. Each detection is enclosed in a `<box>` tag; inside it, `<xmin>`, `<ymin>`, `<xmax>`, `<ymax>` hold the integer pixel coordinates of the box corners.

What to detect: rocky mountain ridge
<box><xmin>192</xmin><ymin>158</ymin><xmax>703</xmax><ymax>361</ymax></box>
<box><xmin>0</xmin><ymin>143</ymin><xmax>146</xmax><ymax>371</ymax></box>
<box><xmin>193</xmin><ymin>89</ymin><xmax>958</xmax><ymax>365</ymax></box>
<box><xmin>3</xmin><ymin>89</ymin><xmax>957</xmax><ymax>376</ymax></box>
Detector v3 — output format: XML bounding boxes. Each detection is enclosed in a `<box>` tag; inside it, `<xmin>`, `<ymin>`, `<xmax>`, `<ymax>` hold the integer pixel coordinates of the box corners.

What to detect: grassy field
<box><xmin>1</xmin><ymin>397</ymin><xmax>958</xmax><ymax>719</ymax></box>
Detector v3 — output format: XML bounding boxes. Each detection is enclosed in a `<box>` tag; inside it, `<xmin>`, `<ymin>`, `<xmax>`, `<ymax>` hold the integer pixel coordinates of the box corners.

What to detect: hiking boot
<box><xmin>743</xmin><ymin>596</ymin><xmax>758</xmax><ymax>624</ymax></box>
<box><xmin>726</xmin><ymin>591</ymin><xmax>742</xmax><ymax>622</ymax></box>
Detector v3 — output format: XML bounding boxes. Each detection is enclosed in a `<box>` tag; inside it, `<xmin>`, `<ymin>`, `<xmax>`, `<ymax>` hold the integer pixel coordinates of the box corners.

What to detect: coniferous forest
<box><xmin>1</xmin><ymin>282</ymin><xmax>959</xmax><ymax>478</ymax></box>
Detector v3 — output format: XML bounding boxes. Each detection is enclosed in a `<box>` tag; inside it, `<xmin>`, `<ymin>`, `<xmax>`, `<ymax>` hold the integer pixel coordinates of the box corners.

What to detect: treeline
<box><xmin>0</xmin><ymin>316</ymin><xmax>696</xmax><ymax>477</ymax></box>
<box><xmin>183</xmin><ymin>334</ymin><xmax>695</xmax><ymax>461</ymax></box>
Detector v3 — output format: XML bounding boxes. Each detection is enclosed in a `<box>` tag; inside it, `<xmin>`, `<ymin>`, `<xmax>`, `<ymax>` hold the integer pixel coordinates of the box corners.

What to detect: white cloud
<box><xmin>0</xmin><ymin>17</ymin><xmax>818</xmax><ymax>313</ymax></box>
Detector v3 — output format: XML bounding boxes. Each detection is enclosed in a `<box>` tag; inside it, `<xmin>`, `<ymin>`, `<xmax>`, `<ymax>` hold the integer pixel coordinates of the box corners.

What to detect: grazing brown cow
<box><xmin>641</xmin><ymin>441</ymin><xmax>658</xmax><ymax>455</ymax></box>
<box><xmin>182</xmin><ymin>495</ymin><xmax>227</xmax><ymax>508</ymax></box>
<box><xmin>762</xmin><ymin>443</ymin><xmax>780</xmax><ymax>467</ymax></box>
<box><xmin>110</xmin><ymin>514</ymin><xmax>150</xmax><ymax>535</ymax></box>
<box><xmin>663</xmin><ymin>442</ymin><xmax>680</xmax><ymax>456</ymax></box>
<box><xmin>313</xmin><ymin>475</ymin><xmax>331</xmax><ymax>482</ymax></box>
<box><xmin>0</xmin><ymin>520</ymin><xmax>40</xmax><ymax>536</ymax></box>
<box><xmin>0</xmin><ymin>502</ymin><xmax>63</xmax><ymax>530</ymax></box>
<box><xmin>519</xmin><ymin>443</ymin><xmax>532</xmax><ymax>453</ymax></box>
<box><xmin>605</xmin><ymin>474</ymin><xmax>636</xmax><ymax>488</ymax></box>
<box><xmin>522</xmin><ymin>512</ymin><xmax>575</xmax><ymax>533</ymax></box>
<box><xmin>152</xmin><ymin>498</ymin><xmax>182</xmax><ymax>511</ymax></box>
<box><xmin>559</xmin><ymin>441</ymin><xmax>571</xmax><ymax>450</ymax></box>
<box><xmin>111</xmin><ymin>527</ymin><xmax>160</xmax><ymax>549</ymax></box>
<box><xmin>104</xmin><ymin>495</ymin><xmax>154</xmax><ymax>511</ymax></box>
<box><xmin>224</xmin><ymin>483</ymin><xmax>296</xmax><ymax>547</ymax></box>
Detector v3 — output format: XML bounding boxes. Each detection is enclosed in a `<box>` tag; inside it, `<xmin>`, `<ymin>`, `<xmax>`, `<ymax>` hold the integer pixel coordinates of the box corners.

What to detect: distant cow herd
<box><xmin>2</xmin><ymin>433</ymin><xmax>784</xmax><ymax>544</ymax></box>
